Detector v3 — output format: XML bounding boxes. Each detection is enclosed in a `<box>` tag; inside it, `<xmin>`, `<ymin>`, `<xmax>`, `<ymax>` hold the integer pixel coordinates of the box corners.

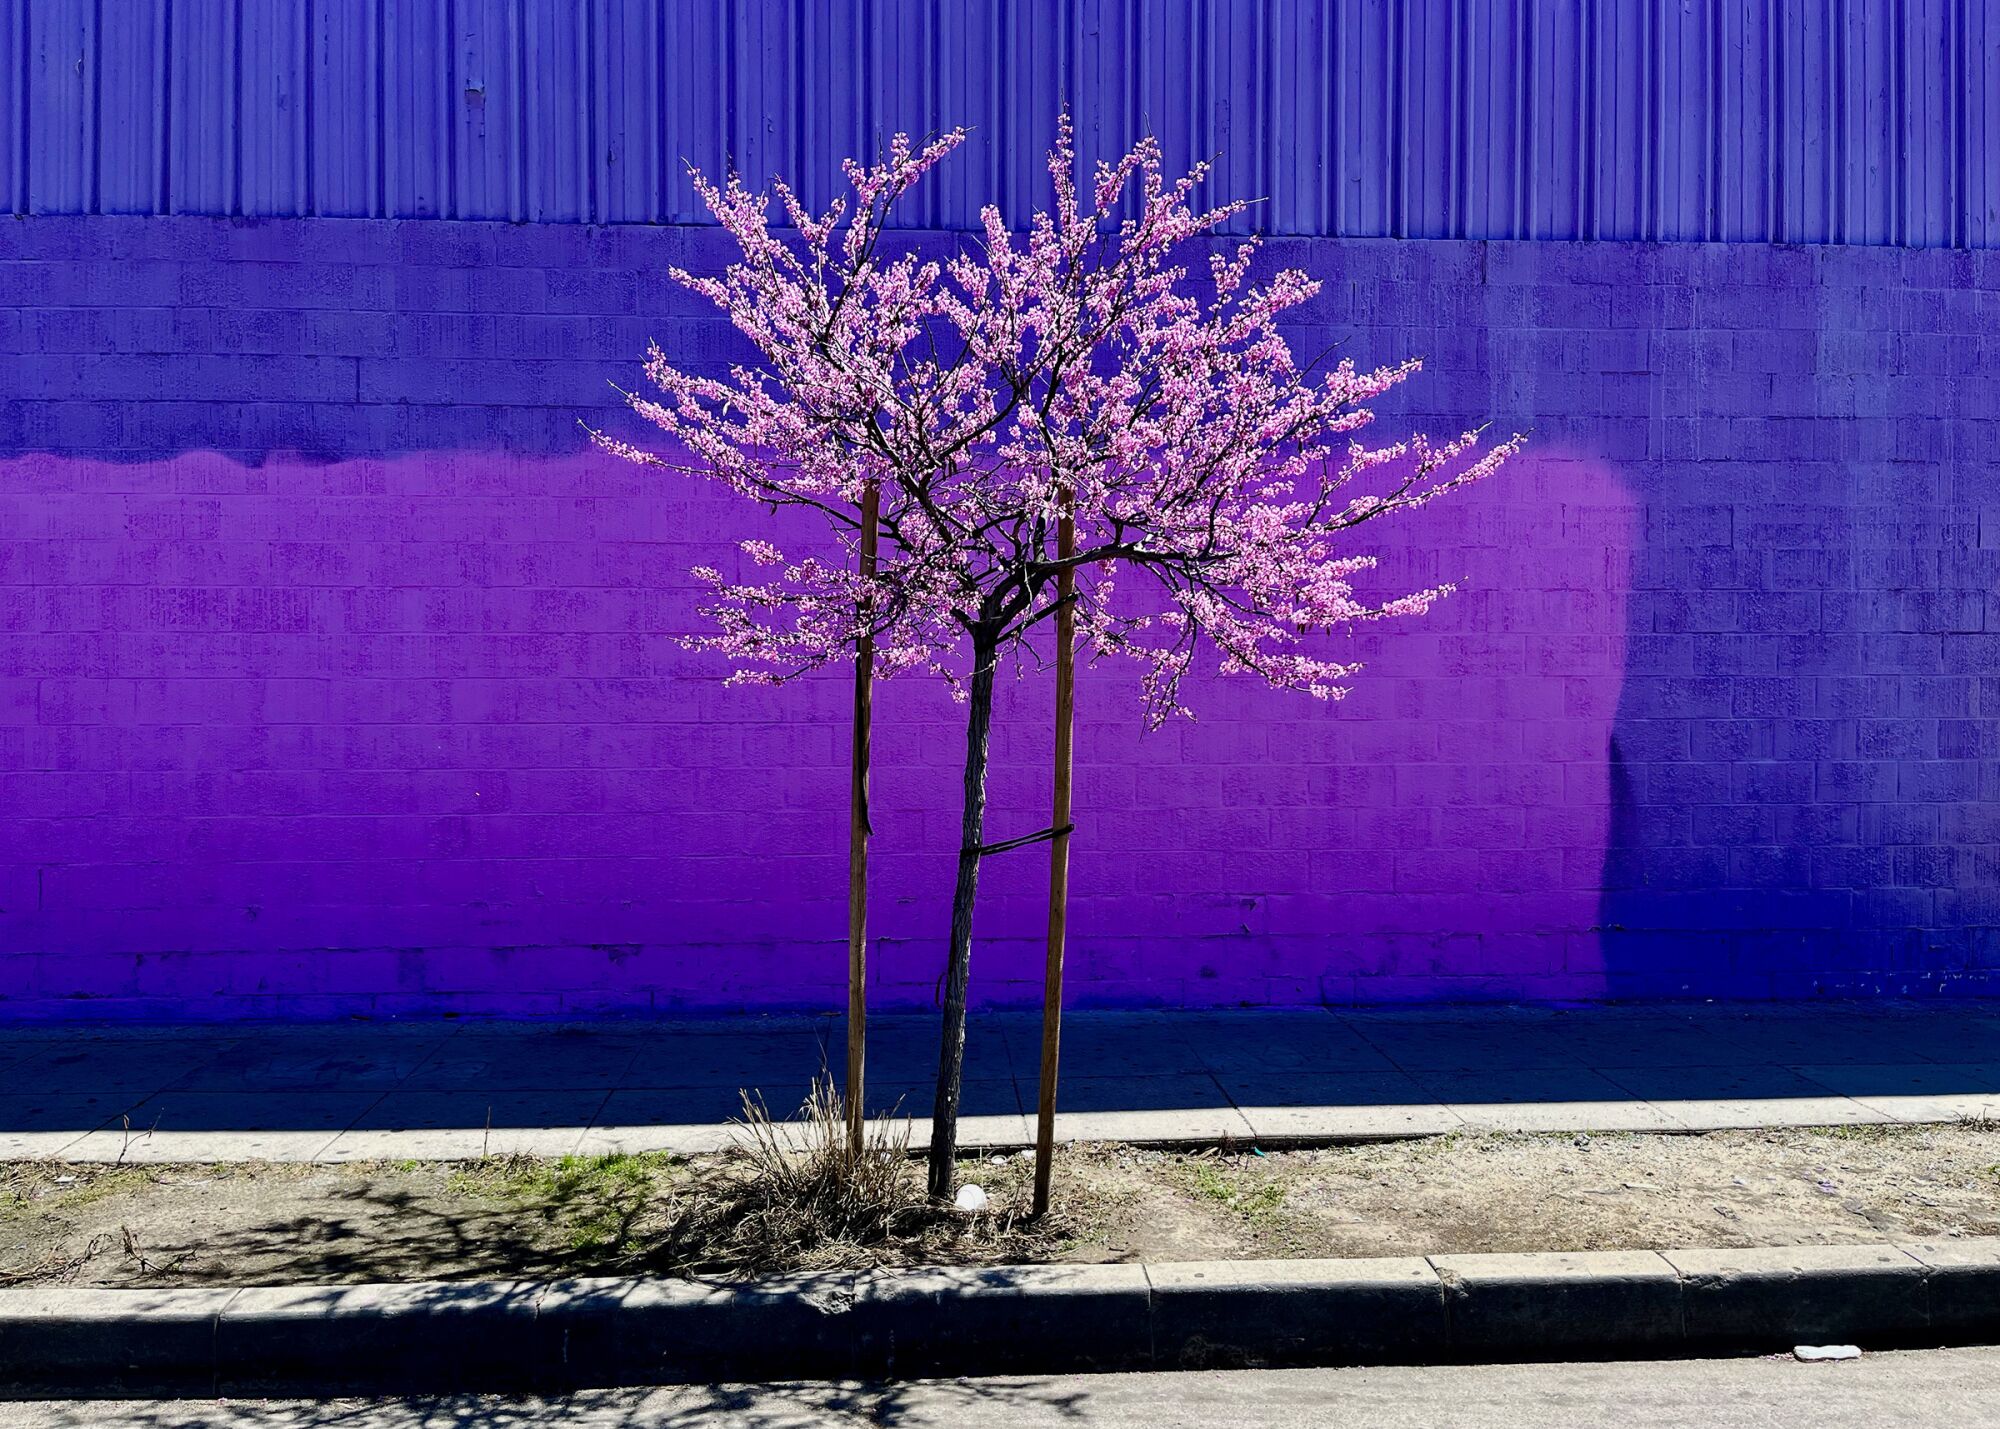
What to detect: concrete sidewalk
<box><xmin>2</xmin><ymin>1002</ymin><xmax>1998</xmax><ymax>1162</ymax></box>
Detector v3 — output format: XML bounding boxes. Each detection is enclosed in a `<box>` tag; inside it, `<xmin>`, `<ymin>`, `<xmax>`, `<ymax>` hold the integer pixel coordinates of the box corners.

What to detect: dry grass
<box><xmin>649</xmin><ymin>1075</ymin><xmax>1068</xmax><ymax>1277</ymax></box>
<box><xmin>0</xmin><ymin>1241</ymin><xmax>105</xmax><ymax>1287</ymax></box>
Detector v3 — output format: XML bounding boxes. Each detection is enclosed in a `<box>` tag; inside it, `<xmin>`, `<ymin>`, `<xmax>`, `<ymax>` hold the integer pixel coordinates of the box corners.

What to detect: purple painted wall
<box><xmin>3</xmin><ymin>0</ymin><xmax>1997</xmax><ymax>1016</ymax></box>
<box><xmin>2</xmin><ymin>217</ymin><xmax>1995</xmax><ymax>1018</ymax></box>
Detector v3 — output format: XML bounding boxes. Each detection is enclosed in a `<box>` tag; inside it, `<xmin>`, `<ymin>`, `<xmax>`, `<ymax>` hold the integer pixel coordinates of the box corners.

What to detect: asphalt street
<box><xmin>5</xmin><ymin>1348</ymin><xmax>1997</xmax><ymax>1428</ymax></box>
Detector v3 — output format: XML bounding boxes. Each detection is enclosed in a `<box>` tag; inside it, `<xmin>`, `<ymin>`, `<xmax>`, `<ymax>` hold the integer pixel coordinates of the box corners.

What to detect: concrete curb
<box><xmin>5</xmin><ymin>1239</ymin><xmax>1999</xmax><ymax>1398</ymax></box>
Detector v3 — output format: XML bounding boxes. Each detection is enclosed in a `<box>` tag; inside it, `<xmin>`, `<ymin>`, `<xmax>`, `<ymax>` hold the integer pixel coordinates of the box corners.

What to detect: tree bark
<box><xmin>927</xmin><ymin>626</ymin><xmax>1001</xmax><ymax>1200</ymax></box>
<box><xmin>846</xmin><ymin>482</ymin><xmax>879</xmax><ymax>1158</ymax></box>
<box><xmin>1033</xmin><ymin>504</ymin><xmax>1078</xmax><ymax>1215</ymax></box>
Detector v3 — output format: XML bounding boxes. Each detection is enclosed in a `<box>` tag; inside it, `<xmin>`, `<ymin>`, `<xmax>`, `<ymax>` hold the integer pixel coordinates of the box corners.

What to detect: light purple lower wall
<box><xmin>0</xmin><ymin>218</ymin><xmax>1995</xmax><ymax>1017</ymax></box>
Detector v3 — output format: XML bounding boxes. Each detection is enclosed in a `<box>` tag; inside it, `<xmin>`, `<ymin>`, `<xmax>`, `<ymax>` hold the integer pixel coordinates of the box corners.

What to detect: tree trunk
<box><xmin>1033</xmin><ymin>505</ymin><xmax>1078</xmax><ymax>1215</ymax></box>
<box><xmin>927</xmin><ymin>626</ymin><xmax>1001</xmax><ymax>1200</ymax></box>
<box><xmin>846</xmin><ymin>482</ymin><xmax>880</xmax><ymax>1158</ymax></box>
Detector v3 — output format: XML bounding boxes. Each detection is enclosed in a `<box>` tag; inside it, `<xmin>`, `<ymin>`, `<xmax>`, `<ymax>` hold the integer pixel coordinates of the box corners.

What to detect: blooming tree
<box><xmin>599</xmin><ymin>119</ymin><xmax>1522</xmax><ymax>1198</ymax></box>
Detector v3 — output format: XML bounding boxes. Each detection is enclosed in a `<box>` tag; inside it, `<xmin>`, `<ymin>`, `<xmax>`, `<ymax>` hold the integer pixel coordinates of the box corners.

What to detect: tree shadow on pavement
<box><xmin>10</xmin><ymin>1376</ymin><xmax>1095</xmax><ymax>1428</ymax></box>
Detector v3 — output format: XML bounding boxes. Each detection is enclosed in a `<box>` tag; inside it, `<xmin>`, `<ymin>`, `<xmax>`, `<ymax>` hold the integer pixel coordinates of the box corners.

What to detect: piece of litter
<box><xmin>953</xmin><ymin>1183</ymin><xmax>989</xmax><ymax>1213</ymax></box>
<box><xmin>988</xmin><ymin>1156</ymin><xmax>1007</xmax><ymax>1166</ymax></box>
<box><xmin>1794</xmin><ymin>1344</ymin><xmax>1861</xmax><ymax>1362</ymax></box>
<box><xmin>53</xmin><ymin>1176</ymin><xmax>76</xmax><ymax>1185</ymax></box>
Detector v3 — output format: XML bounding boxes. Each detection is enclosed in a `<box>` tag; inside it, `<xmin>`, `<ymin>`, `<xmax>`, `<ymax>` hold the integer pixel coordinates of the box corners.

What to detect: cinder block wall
<box><xmin>1</xmin><ymin>217</ymin><xmax>1994</xmax><ymax>1017</ymax></box>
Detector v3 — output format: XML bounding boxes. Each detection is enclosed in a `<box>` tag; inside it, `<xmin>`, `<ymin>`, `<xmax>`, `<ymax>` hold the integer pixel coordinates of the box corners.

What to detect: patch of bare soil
<box><xmin>4</xmin><ymin>1124</ymin><xmax>1998</xmax><ymax>1289</ymax></box>
<box><xmin>1082</xmin><ymin>1124</ymin><xmax>2000</xmax><ymax>1262</ymax></box>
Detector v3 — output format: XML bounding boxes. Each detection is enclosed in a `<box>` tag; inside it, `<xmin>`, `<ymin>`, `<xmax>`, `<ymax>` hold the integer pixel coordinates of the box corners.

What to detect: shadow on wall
<box><xmin>1597</xmin><ymin>476</ymin><xmax>1993</xmax><ymax>1002</ymax></box>
<box><xmin>1595</xmin><ymin>270</ymin><xmax>1995</xmax><ymax>1003</ymax></box>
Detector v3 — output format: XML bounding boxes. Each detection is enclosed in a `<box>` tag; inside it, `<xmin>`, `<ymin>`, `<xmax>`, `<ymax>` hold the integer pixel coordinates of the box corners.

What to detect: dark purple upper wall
<box><xmin>5</xmin><ymin>0</ymin><xmax>1998</xmax><ymax>247</ymax></box>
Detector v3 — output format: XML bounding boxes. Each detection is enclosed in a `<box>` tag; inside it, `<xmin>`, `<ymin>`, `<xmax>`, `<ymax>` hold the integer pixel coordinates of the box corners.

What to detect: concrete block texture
<box><xmin>850</xmin><ymin>1264</ymin><xmax>1155</xmax><ymax>1377</ymax></box>
<box><xmin>1665</xmin><ymin>1244</ymin><xmax>1931</xmax><ymax>1348</ymax></box>
<box><xmin>0</xmin><ymin>1286</ymin><xmax>235</xmax><ymax>1396</ymax></box>
<box><xmin>215</xmin><ymin>1281</ymin><xmax>546</xmax><ymax>1396</ymax></box>
<box><xmin>536</xmin><ymin>1273</ymin><xmax>860</xmax><ymax>1387</ymax></box>
<box><xmin>1900</xmin><ymin>1239</ymin><xmax>2000</xmax><ymax>1337</ymax></box>
<box><xmin>1</xmin><ymin>216</ymin><xmax>1996</xmax><ymax>1016</ymax></box>
<box><xmin>1148</xmin><ymin>1257</ymin><xmax>1446</xmax><ymax>1367</ymax></box>
<box><xmin>1432</xmin><ymin>1250</ymin><xmax>1684</xmax><ymax>1352</ymax></box>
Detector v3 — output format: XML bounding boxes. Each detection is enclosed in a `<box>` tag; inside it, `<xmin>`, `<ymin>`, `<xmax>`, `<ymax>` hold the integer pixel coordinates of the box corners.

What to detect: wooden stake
<box><xmin>1033</xmin><ymin>504</ymin><xmax>1077</xmax><ymax>1216</ymax></box>
<box><xmin>846</xmin><ymin>482</ymin><xmax>880</xmax><ymax>1158</ymax></box>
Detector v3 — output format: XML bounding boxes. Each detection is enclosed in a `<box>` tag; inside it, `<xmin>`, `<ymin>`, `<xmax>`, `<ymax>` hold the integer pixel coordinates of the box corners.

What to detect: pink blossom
<box><xmin>597</xmin><ymin>120</ymin><xmax>1523</xmax><ymax>724</ymax></box>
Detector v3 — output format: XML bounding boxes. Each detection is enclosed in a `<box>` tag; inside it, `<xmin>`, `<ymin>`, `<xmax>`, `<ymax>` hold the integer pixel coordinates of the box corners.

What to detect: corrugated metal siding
<box><xmin>6</xmin><ymin>0</ymin><xmax>1997</xmax><ymax>246</ymax></box>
